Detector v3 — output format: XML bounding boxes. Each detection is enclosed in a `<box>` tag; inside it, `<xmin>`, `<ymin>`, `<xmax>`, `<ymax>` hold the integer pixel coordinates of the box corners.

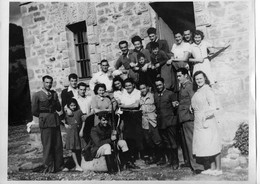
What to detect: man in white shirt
<box><xmin>118</xmin><ymin>78</ymin><xmax>142</xmax><ymax>168</ymax></box>
<box><xmin>73</xmin><ymin>82</ymin><xmax>94</xmax><ymax>145</ymax></box>
<box><xmin>183</xmin><ymin>29</ymin><xmax>193</xmax><ymax>44</ymax></box>
<box><xmin>89</xmin><ymin>60</ymin><xmax>113</xmax><ymax>92</ymax></box>
<box><xmin>74</xmin><ymin>82</ymin><xmax>92</xmax><ymax>115</ymax></box>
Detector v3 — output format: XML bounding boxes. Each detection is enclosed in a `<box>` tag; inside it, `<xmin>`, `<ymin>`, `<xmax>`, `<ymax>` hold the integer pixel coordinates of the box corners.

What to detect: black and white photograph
<box><xmin>1</xmin><ymin>0</ymin><xmax>257</xmax><ymax>183</ymax></box>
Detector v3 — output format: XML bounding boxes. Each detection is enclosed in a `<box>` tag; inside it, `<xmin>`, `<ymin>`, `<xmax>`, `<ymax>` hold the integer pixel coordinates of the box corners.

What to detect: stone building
<box><xmin>20</xmin><ymin>1</ymin><xmax>254</xmax><ymax>146</ymax></box>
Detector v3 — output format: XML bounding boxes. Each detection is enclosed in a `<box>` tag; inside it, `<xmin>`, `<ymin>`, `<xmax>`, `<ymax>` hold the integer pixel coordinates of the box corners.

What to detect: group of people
<box><xmin>31</xmin><ymin>27</ymin><xmax>222</xmax><ymax>176</ymax></box>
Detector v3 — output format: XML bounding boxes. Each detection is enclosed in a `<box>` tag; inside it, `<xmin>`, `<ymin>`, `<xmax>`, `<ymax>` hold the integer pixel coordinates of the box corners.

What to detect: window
<box><xmin>67</xmin><ymin>21</ymin><xmax>91</xmax><ymax>78</ymax></box>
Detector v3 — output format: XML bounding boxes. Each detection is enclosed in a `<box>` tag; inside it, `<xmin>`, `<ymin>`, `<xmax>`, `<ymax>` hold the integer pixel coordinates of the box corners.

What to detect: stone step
<box><xmin>81</xmin><ymin>156</ymin><xmax>108</xmax><ymax>172</ymax></box>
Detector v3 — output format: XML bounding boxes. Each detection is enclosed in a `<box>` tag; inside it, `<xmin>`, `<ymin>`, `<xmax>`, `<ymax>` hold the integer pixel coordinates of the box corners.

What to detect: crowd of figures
<box><xmin>31</xmin><ymin>27</ymin><xmax>223</xmax><ymax>176</ymax></box>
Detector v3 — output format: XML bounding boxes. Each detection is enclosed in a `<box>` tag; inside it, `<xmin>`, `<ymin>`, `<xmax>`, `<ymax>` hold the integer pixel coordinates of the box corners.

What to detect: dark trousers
<box><xmin>178</xmin><ymin>124</ymin><xmax>190</xmax><ymax>164</ymax></box>
<box><xmin>143</xmin><ymin>124</ymin><xmax>162</xmax><ymax>148</ymax></box>
<box><xmin>160</xmin><ymin>125</ymin><xmax>178</xmax><ymax>149</ymax></box>
<box><xmin>122</xmin><ymin>110</ymin><xmax>143</xmax><ymax>160</ymax></box>
<box><xmin>40</xmin><ymin>126</ymin><xmax>64</xmax><ymax>172</ymax></box>
<box><xmin>159</xmin><ymin>125</ymin><xmax>179</xmax><ymax>164</ymax></box>
<box><xmin>182</xmin><ymin>121</ymin><xmax>204</xmax><ymax>170</ymax></box>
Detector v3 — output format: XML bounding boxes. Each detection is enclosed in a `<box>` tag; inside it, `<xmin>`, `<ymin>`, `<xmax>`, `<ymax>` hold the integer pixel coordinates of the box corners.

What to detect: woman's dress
<box><xmin>191</xmin><ymin>85</ymin><xmax>221</xmax><ymax>157</ymax></box>
<box><xmin>65</xmin><ymin>109</ymin><xmax>83</xmax><ymax>150</ymax></box>
<box><xmin>190</xmin><ymin>40</ymin><xmax>216</xmax><ymax>84</ymax></box>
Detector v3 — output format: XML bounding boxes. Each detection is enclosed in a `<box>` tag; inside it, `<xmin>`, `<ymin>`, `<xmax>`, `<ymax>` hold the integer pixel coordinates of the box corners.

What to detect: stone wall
<box><xmin>21</xmin><ymin>2</ymin><xmax>157</xmax><ymax>95</ymax></box>
<box><xmin>94</xmin><ymin>2</ymin><xmax>157</xmax><ymax>68</ymax></box>
<box><xmin>21</xmin><ymin>1</ymin><xmax>253</xmax><ymax>145</ymax></box>
<box><xmin>193</xmin><ymin>1</ymin><xmax>253</xmax><ymax>144</ymax></box>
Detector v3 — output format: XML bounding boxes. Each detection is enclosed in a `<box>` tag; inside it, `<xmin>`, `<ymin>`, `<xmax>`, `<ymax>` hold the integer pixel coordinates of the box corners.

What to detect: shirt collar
<box><xmin>68</xmin><ymin>86</ymin><xmax>77</xmax><ymax>92</ymax></box>
<box><xmin>141</xmin><ymin>92</ymin><xmax>152</xmax><ymax>100</ymax></box>
<box><xmin>41</xmin><ymin>88</ymin><xmax>51</xmax><ymax>95</ymax></box>
<box><xmin>134</xmin><ymin>46</ymin><xmax>144</xmax><ymax>53</ymax></box>
<box><xmin>158</xmin><ymin>88</ymin><xmax>166</xmax><ymax>96</ymax></box>
<box><xmin>122</xmin><ymin>50</ymin><xmax>129</xmax><ymax>57</ymax></box>
<box><xmin>181</xmin><ymin>80</ymin><xmax>191</xmax><ymax>89</ymax></box>
<box><xmin>99</xmin><ymin>71</ymin><xmax>109</xmax><ymax>76</ymax></box>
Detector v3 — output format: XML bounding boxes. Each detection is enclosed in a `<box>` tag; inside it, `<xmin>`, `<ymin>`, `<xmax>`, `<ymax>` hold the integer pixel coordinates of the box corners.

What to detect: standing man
<box><xmin>118</xmin><ymin>78</ymin><xmax>142</xmax><ymax>167</ymax></box>
<box><xmin>89</xmin><ymin>59</ymin><xmax>113</xmax><ymax>92</ymax></box>
<box><xmin>145</xmin><ymin>27</ymin><xmax>170</xmax><ymax>54</ymax></box>
<box><xmin>61</xmin><ymin>73</ymin><xmax>78</xmax><ymax>113</ymax></box>
<box><xmin>74</xmin><ymin>82</ymin><xmax>92</xmax><ymax>116</ymax></box>
<box><xmin>154</xmin><ymin>77</ymin><xmax>179</xmax><ymax>170</ymax></box>
<box><xmin>183</xmin><ymin>29</ymin><xmax>193</xmax><ymax>44</ymax></box>
<box><xmin>183</xmin><ymin>29</ymin><xmax>194</xmax><ymax>75</ymax></box>
<box><xmin>31</xmin><ymin>75</ymin><xmax>63</xmax><ymax>173</ymax></box>
<box><xmin>176</xmin><ymin>68</ymin><xmax>204</xmax><ymax>174</ymax></box>
<box><xmin>114</xmin><ymin>40</ymin><xmax>138</xmax><ymax>82</ymax></box>
<box><xmin>74</xmin><ymin>82</ymin><xmax>93</xmax><ymax>144</ymax></box>
<box><xmin>139</xmin><ymin>82</ymin><xmax>163</xmax><ymax>164</ymax></box>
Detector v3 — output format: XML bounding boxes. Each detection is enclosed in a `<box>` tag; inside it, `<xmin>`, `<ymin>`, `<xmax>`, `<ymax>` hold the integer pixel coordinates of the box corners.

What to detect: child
<box><xmin>150</xmin><ymin>42</ymin><xmax>175</xmax><ymax>91</ymax></box>
<box><xmin>133</xmin><ymin>52</ymin><xmax>156</xmax><ymax>90</ymax></box>
<box><xmin>64</xmin><ymin>98</ymin><xmax>85</xmax><ymax>172</ymax></box>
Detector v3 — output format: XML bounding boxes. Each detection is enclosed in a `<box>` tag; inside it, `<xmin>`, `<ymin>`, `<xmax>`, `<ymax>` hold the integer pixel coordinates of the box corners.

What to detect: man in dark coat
<box><xmin>31</xmin><ymin>75</ymin><xmax>63</xmax><ymax>173</ymax></box>
<box><xmin>90</xmin><ymin>112</ymin><xmax>138</xmax><ymax>173</ymax></box>
<box><xmin>145</xmin><ymin>27</ymin><xmax>170</xmax><ymax>54</ymax></box>
<box><xmin>176</xmin><ymin>68</ymin><xmax>204</xmax><ymax>174</ymax></box>
<box><xmin>154</xmin><ymin>77</ymin><xmax>179</xmax><ymax>170</ymax></box>
<box><xmin>114</xmin><ymin>40</ymin><xmax>138</xmax><ymax>82</ymax></box>
<box><xmin>61</xmin><ymin>73</ymin><xmax>78</xmax><ymax>113</ymax></box>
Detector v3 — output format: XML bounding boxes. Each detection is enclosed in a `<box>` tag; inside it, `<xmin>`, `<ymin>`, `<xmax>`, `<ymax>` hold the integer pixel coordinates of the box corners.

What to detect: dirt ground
<box><xmin>8</xmin><ymin>124</ymin><xmax>248</xmax><ymax>181</ymax></box>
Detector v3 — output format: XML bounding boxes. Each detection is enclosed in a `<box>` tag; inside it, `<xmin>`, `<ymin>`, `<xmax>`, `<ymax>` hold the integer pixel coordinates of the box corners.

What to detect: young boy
<box><xmin>139</xmin><ymin>83</ymin><xmax>163</xmax><ymax>164</ymax></box>
<box><xmin>133</xmin><ymin>53</ymin><xmax>156</xmax><ymax>90</ymax></box>
<box><xmin>150</xmin><ymin>42</ymin><xmax>175</xmax><ymax>91</ymax></box>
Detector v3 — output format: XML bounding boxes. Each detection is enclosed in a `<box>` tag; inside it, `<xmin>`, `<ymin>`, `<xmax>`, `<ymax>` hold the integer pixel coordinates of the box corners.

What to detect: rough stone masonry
<box><xmin>20</xmin><ymin>1</ymin><xmax>253</xmax><ymax>158</ymax></box>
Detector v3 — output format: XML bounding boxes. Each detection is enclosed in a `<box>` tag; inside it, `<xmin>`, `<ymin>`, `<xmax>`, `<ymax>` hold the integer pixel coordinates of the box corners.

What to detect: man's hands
<box><xmin>79</xmin><ymin>129</ymin><xmax>83</xmax><ymax>137</ymax></box>
<box><xmin>172</xmin><ymin>101</ymin><xmax>179</xmax><ymax>108</ymax></box>
<box><xmin>111</xmin><ymin>130</ymin><xmax>117</xmax><ymax>141</ymax></box>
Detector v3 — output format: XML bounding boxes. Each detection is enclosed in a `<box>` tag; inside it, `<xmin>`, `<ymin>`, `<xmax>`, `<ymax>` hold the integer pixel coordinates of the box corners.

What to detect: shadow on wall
<box><xmin>9</xmin><ymin>23</ymin><xmax>32</xmax><ymax>125</ymax></box>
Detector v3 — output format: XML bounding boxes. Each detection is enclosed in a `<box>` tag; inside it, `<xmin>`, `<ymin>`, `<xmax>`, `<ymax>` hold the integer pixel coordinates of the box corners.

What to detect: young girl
<box><xmin>65</xmin><ymin>98</ymin><xmax>85</xmax><ymax>172</ymax></box>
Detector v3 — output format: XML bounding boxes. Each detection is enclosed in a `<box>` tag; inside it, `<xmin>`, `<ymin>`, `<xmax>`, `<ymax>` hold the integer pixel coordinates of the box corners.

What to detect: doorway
<box><xmin>149</xmin><ymin>2</ymin><xmax>196</xmax><ymax>48</ymax></box>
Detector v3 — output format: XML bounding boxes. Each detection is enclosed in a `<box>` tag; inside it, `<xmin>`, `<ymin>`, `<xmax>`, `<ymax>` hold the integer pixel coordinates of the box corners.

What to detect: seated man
<box><xmin>90</xmin><ymin>112</ymin><xmax>137</xmax><ymax>173</ymax></box>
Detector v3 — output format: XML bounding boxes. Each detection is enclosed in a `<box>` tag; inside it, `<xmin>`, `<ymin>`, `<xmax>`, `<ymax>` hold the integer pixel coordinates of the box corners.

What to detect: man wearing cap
<box><xmin>31</xmin><ymin>75</ymin><xmax>64</xmax><ymax>173</ymax></box>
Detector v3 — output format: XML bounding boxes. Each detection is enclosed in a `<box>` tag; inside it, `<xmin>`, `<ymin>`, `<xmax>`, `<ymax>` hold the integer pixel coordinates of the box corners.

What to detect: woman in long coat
<box><xmin>191</xmin><ymin>71</ymin><xmax>222</xmax><ymax>176</ymax></box>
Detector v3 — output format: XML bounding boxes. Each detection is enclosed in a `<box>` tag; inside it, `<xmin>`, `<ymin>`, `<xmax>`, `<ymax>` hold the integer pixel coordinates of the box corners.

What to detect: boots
<box><xmin>105</xmin><ymin>155</ymin><xmax>117</xmax><ymax>174</ymax></box>
<box><xmin>165</xmin><ymin>148</ymin><xmax>173</xmax><ymax>167</ymax></box>
<box><xmin>156</xmin><ymin>147</ymin><xmax>167</xmax><ymax>166</ymax></box>
<box><xmin>155</xmin><ymin>144</ymin><xmax>166</xmax><ymax>165</ymax></box>
<box><xmin>171</xmin><ymin>148</ymin><xmax>179</xmax><ymax>170</ymax></box>
<box><xmin>120</xmin><ymin>151</ymin><xmax>140</xmax><ymax>170</ymax></box>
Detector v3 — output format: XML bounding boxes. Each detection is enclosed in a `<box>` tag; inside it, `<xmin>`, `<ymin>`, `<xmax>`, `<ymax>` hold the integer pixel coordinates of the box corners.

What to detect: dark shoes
<box><xmin>156</xmin><ymin>157</ymin><xmax>167</xmax><ymax>166</ymax></box>
<box><xmin>180</xmin><ymin>162</ymin><xmax>191</xmax><ymax>168</ymax></box>
<box><xmin>193</xmin><ymin>169</ymin><xmax>203</xmax><ymax>175</ymax></box>
<box><xmin>172</xmin><ymin>164</ymin><xmax>179</xmax><ymax>170</ymax></box>
<box><xmin>126</xmin><ymin>162</ymin><xmax>140</xmax><ymax>169</ymax></box>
